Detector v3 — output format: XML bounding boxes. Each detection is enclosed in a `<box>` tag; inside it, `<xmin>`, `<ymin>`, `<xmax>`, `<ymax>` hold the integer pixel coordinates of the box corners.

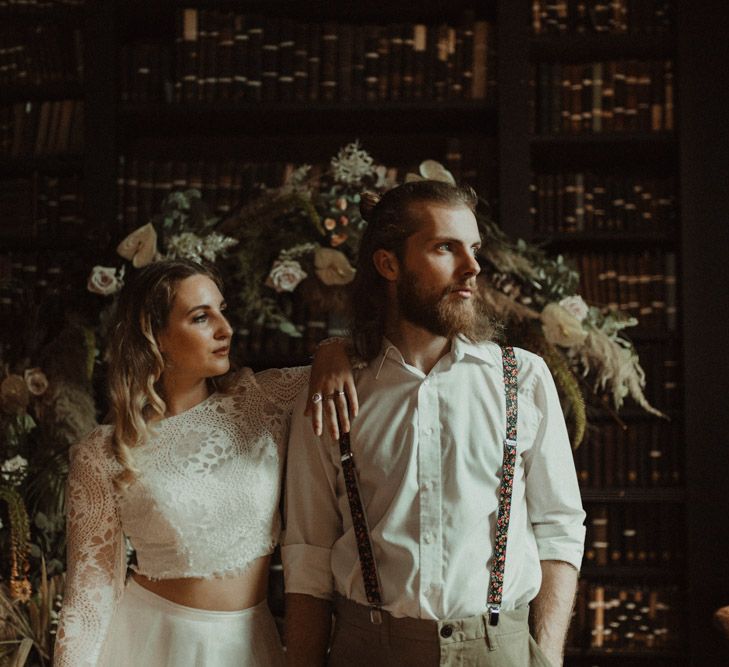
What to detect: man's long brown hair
<box><xmin>350</xmin><ymin>180</ymin><xmax>479</xmax><ymax>361</ymax></box>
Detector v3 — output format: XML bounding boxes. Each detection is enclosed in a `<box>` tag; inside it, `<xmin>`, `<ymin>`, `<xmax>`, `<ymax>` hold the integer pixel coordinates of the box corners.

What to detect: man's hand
<box><xmin>530</xmin><ymin>560</ymin><xmax>579</xmax><ymax>667</ymax></box>
<box><xmin>285</xmin><ymin>593</ymin><xmax>333</xmax><ymax>667</ymax></box>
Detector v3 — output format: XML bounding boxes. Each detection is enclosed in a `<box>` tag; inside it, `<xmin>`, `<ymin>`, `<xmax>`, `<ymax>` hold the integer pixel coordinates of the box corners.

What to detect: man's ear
<box><xmin>373</xmin><ymin>249</ymin><xmax>399</xmax><ymax>281</ymax></box>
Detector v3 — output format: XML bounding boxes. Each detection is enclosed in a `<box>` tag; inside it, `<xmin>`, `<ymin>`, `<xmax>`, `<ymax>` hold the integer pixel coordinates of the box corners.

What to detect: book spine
<box><xmin>232</xmin><ymin>15</ymin><xmax>249</xmax><ymax>102</ymax></box>
<box><xmin>351</xmin><ymin>24</ymin><xmax>366</xmax><ymax>103</ymax></box>
<box><xmin>261</xmin><ymin>17</ymin><xmax>280</xmax><ymax>103</ymax></box>
<box><xmin>307</xmin><ymin>22</ymin><xmax>321</xmax><ymax>103</ymax></box>
<box><xmin>246</xmin><ymin>15</ymin><xmax>263</xmax><ymax>103</ymax></box>
<box><xmin>293</xmin><ymin>22</ymin><xmax>309</xmax><ymax>103</ymax></box>
<box><xmin>217</xmin><ymin>12</ymin><xmax>234</xmax><ymax>103</ymax></box>
<box><xmin>337</xmin><ymin>23</ymin><xmax>353</xmax><ymax>104</ymax></box>
<box><xmin>277</xmin><ymin>18</ymin><xmax>295</xmax><ymax>104</ymax></box>
<box><xmin>363</xmin><ymin>25</ymin><xmax>379</xmax><ymax>103</ymax></box>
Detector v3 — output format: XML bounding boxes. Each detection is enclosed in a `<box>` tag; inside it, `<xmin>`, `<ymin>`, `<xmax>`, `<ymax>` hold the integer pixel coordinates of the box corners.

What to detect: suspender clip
<box><xmin>340</xmin><ymin>451</ymin><xmax>354</xmax><ymax>463</ymax></box>
<box><xmin>369</xmin><ymin>607</ymin><xmax>383</xmax><ymax>625</ymax></box>
<box><xmin>488</xmin><ymin>604</ymin><xmax>500</xmax><ymax>626</ymax></box>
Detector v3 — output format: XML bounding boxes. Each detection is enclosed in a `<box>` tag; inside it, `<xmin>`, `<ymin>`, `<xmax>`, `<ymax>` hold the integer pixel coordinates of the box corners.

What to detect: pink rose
<box><xmin>266</xmin><ymin>260</ymin><xmax>307</xmax><ymax>293</ymax></box>
<box><xmin>87</xmin><ymin>266</ymin><xmax>123</xmax><ymax>296</ymax></box>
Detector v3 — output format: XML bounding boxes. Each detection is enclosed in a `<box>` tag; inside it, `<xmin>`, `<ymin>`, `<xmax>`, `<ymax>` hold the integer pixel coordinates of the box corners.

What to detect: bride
<box><xmin>54</xmin><ymin>259</ymin><xmax>355</xmax><ymax>666</ymax></box>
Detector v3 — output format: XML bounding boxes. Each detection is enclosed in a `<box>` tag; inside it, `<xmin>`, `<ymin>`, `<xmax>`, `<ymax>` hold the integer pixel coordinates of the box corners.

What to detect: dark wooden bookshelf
<box><xmin>0</xmin><ymin>236</ymin><xmax>87</xmax><ymax>251</ymax></box>
<box><xmin>534</xmin><ymin>231</ymin><xmax>677</xmax><ymax>249</ymax></box>
<box><xmin>119</xmin><ymin>101</ymin><xmax>498</xmax><ymax>137</ymax></box>
<box><xmin>119</xmin><ymin>0</ymin><xmax>497</xmax><ymax>23</ymax></box>
<box><xmin>0</xmin><ymin>155</ymin><xmax>83</xmax><ymax>176</ymax></box>
<box><xmin>0</xmin><ymin>4</ymin><xmax>84</xmax><ymax>23</ymax></box>
<box><xmin>530</xmin><ymin>133</ymin><xmax>677</xmax><ymax>168</ymax></box>
<box><xmin>580</xmin><ymin>565</ymin><xmax>683</xmax><ymax>581</ymax></box>
<box><xmin>0</xmin><ymin>82</ymin><xmax>85</xmax><ymax>104</ymax></box>
<box><xmin>566</xmin><ymin>647</ymin><xmax>687</xmax><ymax>659</ymax></box>
<box><xmin>530</xmin><ymin>33</ymin><xmax>675</xmax><ymax>62</ymax></box>
<box><xmin>579</xmin><ymin>488</ymin><xmax>685</xmax><ymax>503</ymax></box>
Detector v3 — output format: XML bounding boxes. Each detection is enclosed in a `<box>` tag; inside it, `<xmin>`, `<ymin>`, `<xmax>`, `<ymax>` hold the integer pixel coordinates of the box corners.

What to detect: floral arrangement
<box><xmin>215</xmin><ymin>141</ymin><xmax>664</xmax><ymax>445</ymax></box>
<box><xmin>1</xmin><ymin>315</ymin><xmax>97</xmax><ymax>664</ymax></box>
<box><xmin>0</xmin><ymin>140</ymin><xmax>664</xmax><ymax>665</ymax></box>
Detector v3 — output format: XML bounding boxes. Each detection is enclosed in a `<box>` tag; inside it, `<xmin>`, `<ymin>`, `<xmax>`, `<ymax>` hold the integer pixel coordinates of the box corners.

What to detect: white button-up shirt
<box><xmin>282</xmin><ymin>338</ymin><xmax>585</xmax><ymax>620</ymax></box>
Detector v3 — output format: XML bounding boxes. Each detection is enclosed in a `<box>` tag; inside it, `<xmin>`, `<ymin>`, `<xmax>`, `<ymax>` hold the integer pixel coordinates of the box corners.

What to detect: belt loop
<box><xmin>483</xmin><ymin>614</ymin><xmax>499</xmax><ymax>652</ymax></box>
<box><xmin>370</xmin><ymin>607</ymin><xmax>383</xmax><ymax>625</ymax></box>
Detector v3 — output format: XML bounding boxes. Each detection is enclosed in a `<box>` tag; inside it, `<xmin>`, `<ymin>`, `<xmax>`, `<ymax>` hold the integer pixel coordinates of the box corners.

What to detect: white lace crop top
<box><xmin>54</xmin><ymin>366</ymin><xmax>308</xmax><ymax>667</ymax></box>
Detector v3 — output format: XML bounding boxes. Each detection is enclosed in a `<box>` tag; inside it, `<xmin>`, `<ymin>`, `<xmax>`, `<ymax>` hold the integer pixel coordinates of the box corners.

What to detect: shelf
<box><xmin>530</xmin><ymin>133</ymin><xmax>677</xmax><ymax>168</ymax></box>
<box><xmin>579</xmin><ymin>488</ymin><xmax>685</xmax><ymax>503</ymax></box>
<box><xmin>118</xmin><ymin>100</ymin><xmax>497</xmax><ymax>138</ymax></box>
<box><xmin>534</xmin><ymin>231</ymin><xmax>677</xmax><ymax>249</ymax></box>
<box><xmin>580</xmin><ymin>565</ymin><xmax>684</xmax><ymax>580</ymax></box>
<box><xmin>0</xmin><ymin>3</ymin><xmax>85</xmax><ymax>23</ymax></box>
<box><xmin>565</xmin><ymin>647</ymin><xmax>686</xmax><ymax>659</ymax></box>
<box><xmin>585</xmin><ymin>407</ymin><xmax>680</xmax><ymax>424</ymax></box>
<box><xmin>119</xmin><ymin>0</ymin><xmax>497</xmax><ymax>24</ymax></box>
<box><xmin>0</xmin><ymin>154</ymin><xmax>83</xmax><ymax>176</ymax></box>
<box><xmin>0</xmin><ymin>236</ymin><xmax>87</xmax><ymax>252</ymax></box>
<box><xmin>0</xmin><ymin>81</ymin><xmax>84</xmax><ymax>104</ymax></box>
<box><xmin>624</xmin><ymin>330</ymin><xmax>680</xmax><ymax>343</ymax></box>
<box><xmin>530</xmin><ymin>33</ymin><xmax>675</xmax><ymax>62</ymax></box>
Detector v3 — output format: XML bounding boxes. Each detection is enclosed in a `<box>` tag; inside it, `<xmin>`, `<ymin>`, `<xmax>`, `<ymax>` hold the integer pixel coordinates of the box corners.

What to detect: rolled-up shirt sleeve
<box><xmin>524</xmin><ymin>357</ymin><xmax>586</xmax><ymax>570</ymax></box>
<box><xmin>282</xmin><ymin>388</ymin><xmax>343</xmax><ymax>600</ymax></box>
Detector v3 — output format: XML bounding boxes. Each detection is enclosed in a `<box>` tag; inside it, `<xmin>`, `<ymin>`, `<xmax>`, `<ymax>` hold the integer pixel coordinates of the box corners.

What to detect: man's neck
<box><xmin>385</xmin><ymin>320</ymin><xmax>452</xmax><ymax>375</ymax></box>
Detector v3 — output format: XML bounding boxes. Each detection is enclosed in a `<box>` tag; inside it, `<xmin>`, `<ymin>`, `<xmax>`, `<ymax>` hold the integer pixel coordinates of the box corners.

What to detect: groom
<box><xmin>282</xmin><ymin>180</ymin><xmax>585</xmax><ymax>666</ymax></box>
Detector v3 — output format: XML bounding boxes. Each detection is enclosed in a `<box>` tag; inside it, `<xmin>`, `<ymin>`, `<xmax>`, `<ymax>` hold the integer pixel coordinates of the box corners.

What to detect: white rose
<box><xmin>314</xmin><ymin>247</ymin><xmax>356</xmax><ymax>286</ymax></box>
<box><xmin>266</xmin><ymin>260</ymin><xmax>307</xmax><ymax>293</ymax></box>
<box><xmin>559</xmin><ymin>295</ymin><xmax>589</xmax><ymax>323</ymax></box>
<box><xmin>1</xmin><ymin>454</ymin><xmax>28</xmax><ymax>476</ymax></box>
<box><xmin>24</xmin><ymin>368</ymin><xmax>49</xmax><ymax>397</ymax></box>
<box><xmin>87</xmin><ymin>266</ymin><xmax>123</xmax><ymax>296</ymax></box>
<box><xmin>541</xmin><ymin>303</ymin><xmax>588</xmax><ymax>348</ymax></box>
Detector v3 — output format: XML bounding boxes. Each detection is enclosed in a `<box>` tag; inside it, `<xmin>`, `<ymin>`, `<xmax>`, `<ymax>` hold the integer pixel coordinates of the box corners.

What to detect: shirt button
<box><xmin>440</xmin><ymin>624</ymin><xmax>453</xmax><ymax>638</ymax></box>
<box><xmin>423</xmin><ymin>531</ymin><xmax>434</xmax><ymax>544</ymax></box>
<box><xmin>423</xmin><ymin>378</ymin><xmax>430</xmax><ymax>386</ymax></box>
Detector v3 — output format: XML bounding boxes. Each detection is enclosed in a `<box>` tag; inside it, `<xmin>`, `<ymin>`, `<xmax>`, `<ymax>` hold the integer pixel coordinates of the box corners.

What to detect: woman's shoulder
<box><xmin>69</xmin><ymin>424</ymin><xmax>117</xmax><ymax>472</ymax></box>
<box><xmin>251</xmin><ymin>365</ymin><xmax>310</xmax><ymax>409</ymax></box>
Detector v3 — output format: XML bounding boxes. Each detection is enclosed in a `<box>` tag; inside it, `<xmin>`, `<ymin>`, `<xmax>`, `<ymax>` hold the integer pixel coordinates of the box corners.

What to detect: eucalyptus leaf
<box><xmin>278</xmin><ymin>321</ymin><xmax>302</xmax><ymax>337</ymax></box>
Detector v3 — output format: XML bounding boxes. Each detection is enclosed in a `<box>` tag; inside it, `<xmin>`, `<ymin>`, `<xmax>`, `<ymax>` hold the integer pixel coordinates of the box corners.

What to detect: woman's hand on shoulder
<box><xmin>306</xmin><ymin>337</ymin><xmax>359</xmax><ymax>439</ymax></box>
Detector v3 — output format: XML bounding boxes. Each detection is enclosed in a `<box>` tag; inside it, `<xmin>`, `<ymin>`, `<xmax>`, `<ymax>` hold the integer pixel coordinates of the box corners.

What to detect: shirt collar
<box><xmin>451</xmin><ymin>335</ymin><xmax>499</xmax><ymax>366</ymax></box>
<box><xmin>373</xmin><ymin>335</ymin><xmax>498</xmax><ymax>379</ymax></box>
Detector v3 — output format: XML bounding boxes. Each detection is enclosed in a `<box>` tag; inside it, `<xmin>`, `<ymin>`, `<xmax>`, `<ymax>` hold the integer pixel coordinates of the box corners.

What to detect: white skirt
<box><xmin>99</xmin><ymin>578</ymin><xmax>285</xmax><ymax>667</ymax></box>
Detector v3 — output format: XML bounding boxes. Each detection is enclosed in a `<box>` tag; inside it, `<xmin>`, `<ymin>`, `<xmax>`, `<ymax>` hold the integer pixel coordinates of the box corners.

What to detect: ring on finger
<box><xmin>311</xmin><ymin>392</ymin><xmax>323</xmax><ymax>404</ymax></box>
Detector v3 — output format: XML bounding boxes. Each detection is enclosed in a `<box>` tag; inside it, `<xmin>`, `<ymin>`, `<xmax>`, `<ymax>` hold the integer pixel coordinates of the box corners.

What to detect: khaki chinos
<box><xmin>328</xmin><ymin>596</ymin><xmax>556</xmax><ymax>667</ymax></box>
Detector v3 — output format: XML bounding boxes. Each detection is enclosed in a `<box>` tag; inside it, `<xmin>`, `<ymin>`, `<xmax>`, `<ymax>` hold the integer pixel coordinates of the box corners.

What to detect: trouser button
<box><xmin>440</xmin><ymin>624</ymin><xmax>453</xmax><ymax>638</ymax></box>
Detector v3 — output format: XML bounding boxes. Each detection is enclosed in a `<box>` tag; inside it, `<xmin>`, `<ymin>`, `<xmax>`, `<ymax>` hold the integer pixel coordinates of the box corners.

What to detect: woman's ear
<box><xmin>373</xmin><ymin>249</ymin><xmax>399</xmax><ymax>282</ymax></box>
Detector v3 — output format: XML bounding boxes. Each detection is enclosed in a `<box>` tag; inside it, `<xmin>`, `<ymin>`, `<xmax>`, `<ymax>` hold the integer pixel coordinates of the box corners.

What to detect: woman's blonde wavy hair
<box><xmin>106</xmin><ymin>258</ymin><xmax>226</xmax><ymax>488</ymax></box>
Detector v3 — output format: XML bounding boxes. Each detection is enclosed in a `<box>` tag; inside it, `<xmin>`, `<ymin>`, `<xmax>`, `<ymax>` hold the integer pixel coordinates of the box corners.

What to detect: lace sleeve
<box><xmin>54</xmin><ymin>428</ymin><xmax>127</xmax><ymax>667</ymax></box>
<box><xmin>254</xmin><ymin>366</ymin><xmax>310</xmax><ymax>416</ymax></box>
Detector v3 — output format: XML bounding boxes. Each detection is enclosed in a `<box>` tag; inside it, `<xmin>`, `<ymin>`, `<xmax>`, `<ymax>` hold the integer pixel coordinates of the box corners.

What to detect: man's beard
<box><xmin>397</xmin><ymin>269</ymin><xmax>490</xmax><ymax>341</ymax></box>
